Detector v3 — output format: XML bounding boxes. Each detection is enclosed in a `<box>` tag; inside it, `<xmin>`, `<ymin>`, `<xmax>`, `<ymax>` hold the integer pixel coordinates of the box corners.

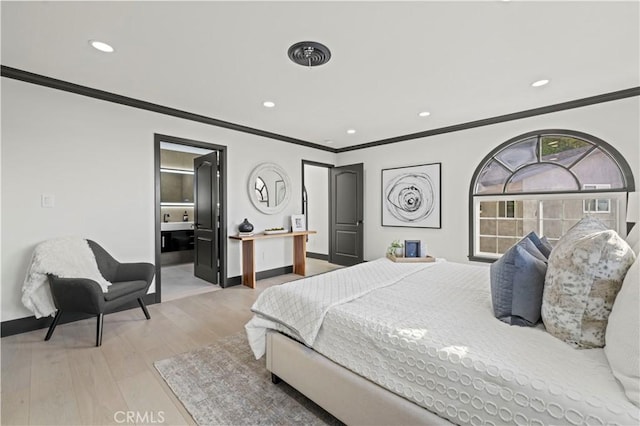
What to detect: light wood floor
<box><xmin>1</xmin><ymin>259</ymin><xmax>342</xmax><ymax>426</ymax></box>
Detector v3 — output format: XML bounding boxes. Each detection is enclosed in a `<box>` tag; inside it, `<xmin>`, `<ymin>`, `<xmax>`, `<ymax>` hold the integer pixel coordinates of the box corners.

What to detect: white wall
<box><xmin>304</xmin><ymin>164</ymin><xmax>329</xmax><ymax>255</ymax></box>
<box><xmin>337</xmin><ymin>97</ymin><xmax>640</xmax><ymax>263</ymax></box>
<box><xmin>3</xmin><ymin>77</ymin><xmax>638</xmax><ymax>323</ymax></box>
<box><xmin>1</xmin><ymin>79</ymin><xmax>335</xmax><ymax>321</ymax></box>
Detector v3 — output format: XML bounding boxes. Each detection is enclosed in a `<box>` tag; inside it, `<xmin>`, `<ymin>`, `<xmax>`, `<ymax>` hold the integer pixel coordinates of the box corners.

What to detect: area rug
<box><xmin>154</xmin><ymin>332</ymin><xmax>343</xmax><ymax>425</ymax></box>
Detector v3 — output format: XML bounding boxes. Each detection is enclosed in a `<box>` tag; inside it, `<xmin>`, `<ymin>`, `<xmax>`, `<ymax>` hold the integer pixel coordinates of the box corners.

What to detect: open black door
<box><xmin>329</xmin><ymin>163</ymin><xmax>364</xmax><ymax>266</ymax></box>
<box><xmin>194</xmin><ymin>152</ymin><xmax>219</xmax><ymax>283</ymax></box>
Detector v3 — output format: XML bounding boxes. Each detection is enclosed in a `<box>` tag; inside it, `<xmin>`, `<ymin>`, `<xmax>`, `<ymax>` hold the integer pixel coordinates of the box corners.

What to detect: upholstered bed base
<box><xmin>266</xmin><ymin>331</ymin><xmax>452</xmax><ymax>425</ymax></box>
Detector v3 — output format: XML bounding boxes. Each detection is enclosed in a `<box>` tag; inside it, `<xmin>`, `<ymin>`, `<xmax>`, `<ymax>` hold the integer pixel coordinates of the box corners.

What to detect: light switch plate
<box><xmin>41</xmin><ymin>194</ymin><xmax>55</xmax><ymax>208</ymax></box>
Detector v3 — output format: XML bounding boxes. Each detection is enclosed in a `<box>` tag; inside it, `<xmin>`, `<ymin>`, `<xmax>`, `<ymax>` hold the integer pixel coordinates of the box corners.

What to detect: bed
<box><xmin>245</xmin><ymin>254</ymin><xmax>639</xmax><ymax>425</ymax></box>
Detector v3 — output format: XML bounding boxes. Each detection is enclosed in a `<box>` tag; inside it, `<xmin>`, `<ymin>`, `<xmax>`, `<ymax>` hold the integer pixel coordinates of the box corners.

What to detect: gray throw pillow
<box><xmin>490</xmin><ymin>236</ymin><xmax>548</xmax><ymax>326</ymax></box>
<box><xmin>540</xmin><ymin>236</ymin><xmax>553</xmax><ymax>256</ymax></box>
<box><xmin>521</xmin><ymin>230</ymin><xmax>553</xmax><ymax>258</ymax></box>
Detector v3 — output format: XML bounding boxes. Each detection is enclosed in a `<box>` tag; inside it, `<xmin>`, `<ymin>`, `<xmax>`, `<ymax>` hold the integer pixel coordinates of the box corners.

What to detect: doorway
<box><xmin>302</xmin><ymin>160</ymin><xmax>332</xmax><ymax>260</ymax></box>
<box><xmin>302</xmin><ymin>161</ymin><xmax>364</xmax><ymax>267</ymax></box>
<box><xmin>154</xmin><ymin>134</ymin><xmax>227</xmax><ymax>303</ymax></box>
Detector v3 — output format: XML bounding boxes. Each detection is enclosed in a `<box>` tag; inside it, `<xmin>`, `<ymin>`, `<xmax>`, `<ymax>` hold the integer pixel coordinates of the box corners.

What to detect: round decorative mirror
<box><xmin>248</xmin><ymin>162</ymin><xmax>291</xmax><ymax>214</ymax></box>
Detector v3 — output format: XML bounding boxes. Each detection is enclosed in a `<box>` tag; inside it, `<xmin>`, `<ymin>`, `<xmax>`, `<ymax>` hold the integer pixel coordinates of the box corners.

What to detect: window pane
<box><xmin>475</xmin><ymin>160</ymin><xmax>511</xmax><ymax>194</ymax></box>
<box><xmin>540</xmin><ymin>136</ymin><xmax>592</xmax><ymax>166</ymax></box>
<box><xmin>497</xmin><ymin>219</ymin><xmax>517</xmax><ymax>236</ymax></box>
<box><xmin>506</xmin><ymin>164</ymin><xmax>579</xmax><ymax>193</ymax></box>
<box><xmin>480</xmin><ymin>201</ymin><xmax>497</xmax><ymax>218</ymax></box>
<box><xmin>565</xmin><ymin>199</ymin><xmax>585</xmax><ymax>218</ymax></box>
<box><xmin>522</xmin><ymin>200</ymin><xmax>539</xmax><ymax>219</ymax></box>
<box><xmin>523</xmin><ymin>219</ymin><xmax>538</xmax><ymax>233</ymax></box>
<box><xmin>514</xmin><ymin>201</ymin><xmax>523</xmax><ymax>218</ymax></box>
<box><xmin>544</xmin><ymin>199</ymin><xmax>564</xmax><ymax>218</ymax></box>
<box><xmin>479</xmin><ymin>237</ymin><xmax>497</xmax><ymax>254</ymax></box>
<box><xmin>498</xmin><ymin>238</ymin><xmax>519</xmax><ymax>253</ymax></box>
<box><xmin>498</xmin><ymin>201</ymin><xmax>506</xmax><ymax>217</ymax></box>
<box><xmin>506</xmin><ymin>201</ymin><xmax>515</xmax><ymax>218</ymax></box>
<box><xmin>571</xmin><ymin>149</ymin><xmax>625</xmax><ymax>189</ymax></box>
<box><xmin>479</xmin><ymin>219</ymin><xmax>496</xmax><ymax>235</ymax></box>
<box><xmin>495</xmin><ymin>137</ymin><xmax>538</xmax><ymax>171</ymax></box>
<box><xmin>475</xmin><ymin>196</ymin><xmax>621</xmax><ymax>256</ymax></box>
<box><xmin>597</xmin><ymin>199</ymin><xmax>610</xmax><ymax>212</ymax></box>
<box><xmin>542</xmin><ymin>219</ymin><xmax>563</xmax><ymax>239</ymax></box>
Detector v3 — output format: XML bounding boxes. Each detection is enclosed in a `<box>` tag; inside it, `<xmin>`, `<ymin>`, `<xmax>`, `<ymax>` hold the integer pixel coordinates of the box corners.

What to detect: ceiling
<box><xmin>2</xmin><ymin>1</ymin><xmax>639</xmax><ymax>151</ymax></box>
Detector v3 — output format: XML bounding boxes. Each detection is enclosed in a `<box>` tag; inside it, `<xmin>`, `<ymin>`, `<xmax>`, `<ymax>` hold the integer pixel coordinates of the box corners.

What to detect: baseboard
<box><xmin>226</xmin><ymin>265</ymin><xmax>294</xmax><ymax>287</ymax></box>
<box><xmin>3</xmin><ymin>264</ymin><xmax>297</xmax><ymax>336</ymax></box>
<box><xmin>1</xmin><ymin>293</ymin><xmax>157</xmax><ymax>338</ymax></box>
<box><xmin>306</xmin><ymin>252</ymin><xmax>328</xmax><ymax>261</ymax></box>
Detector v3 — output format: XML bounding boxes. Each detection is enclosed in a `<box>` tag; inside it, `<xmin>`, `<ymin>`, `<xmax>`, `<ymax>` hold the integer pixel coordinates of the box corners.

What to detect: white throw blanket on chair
<box><xmin>22</xmin><ymin>237</ymin><xmax>112</xmax><ymax>318</ymax></box>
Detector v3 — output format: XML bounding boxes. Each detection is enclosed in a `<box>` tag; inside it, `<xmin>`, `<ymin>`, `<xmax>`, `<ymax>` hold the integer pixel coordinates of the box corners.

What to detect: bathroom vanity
<box><xmin>161</xmin><ymin>221</ymin><xmax>195</xmax><ymax>265</ymax></box>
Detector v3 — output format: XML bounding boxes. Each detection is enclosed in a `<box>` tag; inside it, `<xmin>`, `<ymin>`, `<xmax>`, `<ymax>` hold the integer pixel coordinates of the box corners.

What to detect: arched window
<box><xmin>469</xmin><ymin>129</ymin><xmax>635</xmax><ymax>261</ymax></box>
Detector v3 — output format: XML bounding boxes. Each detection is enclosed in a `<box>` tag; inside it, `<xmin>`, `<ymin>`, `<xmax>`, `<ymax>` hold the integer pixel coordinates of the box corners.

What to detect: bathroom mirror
<box><xmin>248</xmin><ymin>162</ymin><xmax>291</xmax><ymax>214</ymax></box>
<box><xmin>161</xmin><ymin>169</ymin><xmax>194</xmax><ymax>203</ymax></box>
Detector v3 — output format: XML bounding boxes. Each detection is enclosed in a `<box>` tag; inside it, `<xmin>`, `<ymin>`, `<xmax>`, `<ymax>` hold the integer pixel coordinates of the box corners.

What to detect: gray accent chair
<box><xmin>45</xmin><ymin>240</ymin><xmax>155</xmax><ymax>346</ymax></box>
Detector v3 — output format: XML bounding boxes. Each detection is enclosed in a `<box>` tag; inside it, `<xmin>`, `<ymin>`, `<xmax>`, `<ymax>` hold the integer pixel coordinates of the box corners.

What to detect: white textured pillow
<box><xmin>605</xmin><ymin>258</ymin><xmax>639</xmax><ymax>407</ymax></box>
<box><xmin>542</xmin><ymin>217</ymin><xmax>636</xmax><ymax>348</ymax></box>
<box><xmin>626</xmin><ymin>224</ymin><xmax>639</xmax><ymax>252</ymax></box>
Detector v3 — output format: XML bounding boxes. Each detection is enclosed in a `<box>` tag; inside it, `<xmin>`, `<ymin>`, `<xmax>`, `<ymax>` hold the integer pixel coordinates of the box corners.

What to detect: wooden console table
<box><xmin>229</xmin><ymin>230</ymin><xmax>317</xmax><ymax>288</ymax></box>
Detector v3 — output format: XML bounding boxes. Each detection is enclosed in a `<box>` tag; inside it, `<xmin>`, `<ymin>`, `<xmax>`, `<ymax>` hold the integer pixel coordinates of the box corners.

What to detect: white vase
<box><xmin>395</xmin><ymin>247</ymin><xmax>403</xmax><ymax>257</ymax></box>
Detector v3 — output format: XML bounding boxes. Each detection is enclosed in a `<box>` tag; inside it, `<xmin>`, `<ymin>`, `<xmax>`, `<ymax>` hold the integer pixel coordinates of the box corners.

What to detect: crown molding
<box><xmin>0</xmin><ymin>65</ymin><xmax>337</xmax><ymax>153</ymax></box>
<box><xmin>3</xmin><ymin>65</ymin><xmax>637</xmax><ymax>154</ymax></box>
<box><xmin>336</xmin><ymin>87</ymin><xmax>640</xmax><ymax>153</ymax></box>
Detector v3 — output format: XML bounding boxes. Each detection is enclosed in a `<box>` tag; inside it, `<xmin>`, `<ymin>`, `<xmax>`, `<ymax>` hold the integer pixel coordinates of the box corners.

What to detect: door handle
<box><xmin>356</xmin><ymin>220</ymin><xmax>363</xmax><ymax>227</ymax></box>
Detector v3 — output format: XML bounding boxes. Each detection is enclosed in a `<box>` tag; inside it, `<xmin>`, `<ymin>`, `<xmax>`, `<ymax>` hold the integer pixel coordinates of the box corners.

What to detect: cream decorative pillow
<box><xmin>626</xmin><ymin>223</ymin><xmax>639</xmax><ymax>250</ymax></box>
<box><xmin>541</xmin><ymin>217</ymin><xmax>636</xmax><ymax>348</ymax></box>
<box><xmin>627</xmin><ymin>224</ymin><xmax>640</xmax><ymax>256</ymax></box>
<box><xmin>605</xmin><ymin>257</ymin><xmax>639</xmax><ymax>407</ymax></box>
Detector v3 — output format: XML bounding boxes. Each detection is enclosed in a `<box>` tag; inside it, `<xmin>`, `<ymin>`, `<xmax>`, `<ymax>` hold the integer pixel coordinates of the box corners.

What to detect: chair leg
<box><xmin>138</xmin><ymin>298</ymin><xmax>151</xmax><ymax>320</ymax></box>
<box><xmin>96</xmin><ymin>313</ymin><xmax>104</xmax><ymax>347</ymax></box>
<box><xmin>44</xmin><ymin>310</ymin><xmax>62</xmax><ymax>341</ymax></box>
<box><xmin>271</xmin><ymin>373</ymin><xmax>282</xmax><ymax>384</ymax></box>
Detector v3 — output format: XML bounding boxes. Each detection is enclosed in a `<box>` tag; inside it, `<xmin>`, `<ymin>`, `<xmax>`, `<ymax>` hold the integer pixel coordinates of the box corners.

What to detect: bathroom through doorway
<box><xmin>154</xmin><ymin>134</ymin><xmax>227</xmax><ymax>302</ymax></box>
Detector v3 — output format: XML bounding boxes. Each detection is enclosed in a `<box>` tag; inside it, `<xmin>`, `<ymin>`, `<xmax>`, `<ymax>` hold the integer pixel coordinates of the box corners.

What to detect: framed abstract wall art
<box><xmin>381</xmin><ymin>163</ymin><xmax>441</xmax><ymax>228</ymax></box>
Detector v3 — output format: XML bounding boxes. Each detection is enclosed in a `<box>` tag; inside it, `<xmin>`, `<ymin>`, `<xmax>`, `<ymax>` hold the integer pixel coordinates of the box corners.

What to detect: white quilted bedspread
<box><xmin>311</xmin><ymin>261</ymin><xmax>640</xmax><ymax>426</ymax></box>
<box><xmin>246</xmin><ymin>258</ymin><xmax>438</xmax><ymax>355</ymax></box>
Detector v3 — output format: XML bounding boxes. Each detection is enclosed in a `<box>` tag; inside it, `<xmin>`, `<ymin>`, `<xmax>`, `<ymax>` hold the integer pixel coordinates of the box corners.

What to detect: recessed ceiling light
<box><xmin>262</xmin><ymin>101</ymin><xmax>276</xmax><ymax>108</ymax></box>
<box><xmin>89</xmin><ymin>40</ymin><xmax>114</xmax><ymax>53</ymax></box>
<box><xmin>418</xmin><ymin>111</ymin><xmax>431</xmax><ymax>117</ymax></box>
<box><xmin>531</xmin><ymin>79</ymin><xmax>550</xmax><ymax>87</ymax></box>
<box><xmin>346</xmin><ymin>129</ymin><xmax>356</xmax><ymax>135</ymax></box>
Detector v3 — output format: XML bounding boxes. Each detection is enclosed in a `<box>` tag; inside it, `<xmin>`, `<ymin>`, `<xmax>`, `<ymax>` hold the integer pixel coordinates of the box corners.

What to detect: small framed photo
<box><xmin>291</xmin><ymin>214</ymin><xmax>306</xmax><ymax>232</ymax></box>
<box><xmin>404</xmin><ymin>240</ymin><xmax>420</xmax><ymax>258</ymax></box>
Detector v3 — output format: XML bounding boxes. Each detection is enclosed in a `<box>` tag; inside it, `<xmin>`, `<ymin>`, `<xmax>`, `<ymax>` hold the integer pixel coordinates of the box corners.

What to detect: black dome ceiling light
<box><xmin>288</xmin><ymin>41</ymin><xmax>331</xmax><ymax>67</ymax></box>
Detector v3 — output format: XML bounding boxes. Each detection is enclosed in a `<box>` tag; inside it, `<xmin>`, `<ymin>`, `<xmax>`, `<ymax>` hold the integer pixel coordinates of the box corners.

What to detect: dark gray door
<box><xmin>194</xmin><ymin>152</ymin><xmax>219</xmax><ymax>283</ymax></box>
<box><xmin>329</xmin><ymin>163</ymin><xmax>364</xmax><ymax>266</ymax></box>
